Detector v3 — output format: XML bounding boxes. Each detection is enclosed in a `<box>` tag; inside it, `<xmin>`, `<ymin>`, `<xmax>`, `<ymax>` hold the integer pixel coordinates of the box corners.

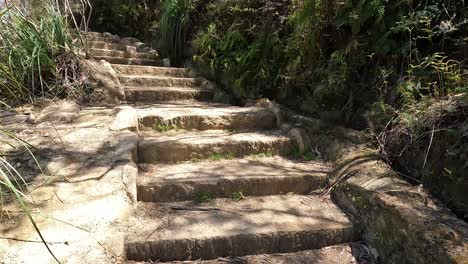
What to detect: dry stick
<box><xmin>320</xmin><ymin>169</ymin><xmax>359</xmax><ymax>199</ymax></box>
<box><xmin>423</xmin><ymin>124</ymin><xmax>435</xmax><ymax>169</ymax></box>
<box><xmin>0</xmin><ymin>236</ymin><xmax>67</xmax><ymax>245</ymax></box>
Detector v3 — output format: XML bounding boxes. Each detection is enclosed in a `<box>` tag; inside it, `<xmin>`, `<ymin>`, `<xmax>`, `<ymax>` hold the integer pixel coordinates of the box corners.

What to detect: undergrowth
<box><xmin>190</xmin><ymin>0</ymin><xmax>466</xmax><ymax>127</ymax></box>
<box><xmin>0</xmin><ymin>1</ymin><xmax>88</xmax><ymax>107</ymax></box>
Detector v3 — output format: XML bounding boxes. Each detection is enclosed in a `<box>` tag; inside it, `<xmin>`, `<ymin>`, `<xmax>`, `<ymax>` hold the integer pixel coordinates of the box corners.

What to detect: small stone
<box><xmin>109</xmin><ymin>106</ymin><xmax>139</xmax><ymax>132</ymax></box>
<box><xmin>280</xmin><ymin>123</ymin><xmax>292</xmax><ymax>132</ymax></box>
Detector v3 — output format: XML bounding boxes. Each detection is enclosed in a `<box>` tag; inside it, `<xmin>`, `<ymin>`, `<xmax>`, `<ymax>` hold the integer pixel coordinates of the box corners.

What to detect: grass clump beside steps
<box><xmin>0</xmin><ymin>1</ymin><xmax>88</xmax><ymax>107</ymax></box>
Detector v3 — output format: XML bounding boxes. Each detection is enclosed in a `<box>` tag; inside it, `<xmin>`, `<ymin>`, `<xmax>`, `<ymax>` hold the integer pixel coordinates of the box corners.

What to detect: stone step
<box><xmin>92</xmin><ymin>56</ymin><xmax>160</xmax><ymax>66</ymax></box>
<box><xmin>125</xmin><ymin>195</ymin><xmax>355</xmax><ymax>261</ymax></box>
<box><xmin>118</xmin><ymin>74</ymin><xmax>203</xmax><ymax>87</ymax></box>
<box><xmin>79</xmin><ymin>35</ymin><xmax>116</xmax><ymax>43</ymax></box>
<box><xmin>112</xmin><ymin>64</ymin><xmax>196</xmax><ymax>77</ymax></box>
<box><xmin>126</xmin><ymin>244</ymin><xmax>359</xmax><ymax>263</ymax></box>
<box><xmin>138</xmin><ymin>156</ymin><xmax>328</xmax><ymax>202</ymax></box>
<box><xmin>87</xmin><ymin>41</ymin><xmax>135</xmax><ymax>52</ymax></box>
<box><xmin>125</xmin><ymin>87</ymin><xmax>214</xmax><ymax>103</ymax></box>
<box><xmin>74</xmin><ymin>31</ymin><xmax>104</xmax><ymax>38</ymax></box>
<box><xmin>90</xmin><ymin>48</ymin><xmax>154</xmax><ymax>59</ymax></box>
<box><xmin>138</xmin><ymin>130</ymin><xmax>293</xmax><ymax>163</ymax></box>
<box><xmin>137</xmin><ymin>105</ymin><xmax>276</xmax><ymax>131</ymax></box>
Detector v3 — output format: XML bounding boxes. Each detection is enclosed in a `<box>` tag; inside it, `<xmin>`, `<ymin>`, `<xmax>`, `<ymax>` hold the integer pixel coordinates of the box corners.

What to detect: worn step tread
<box><xmin>125</xmin><ymin>195</ymin><xmax>355</xmax><ymax>261</ymax></box>
<box><xmin>112</xmin><ymin>64</ymin><xmax>196</xmax><ymax>77</ymax></box>
<box><xmin>137</xmin><ymin>105</ymin><xmax>276</xmax><ymax>131</ymax></box>
<box><xmin>92</xmin><ymin>56</ymin><xmax>160</xmax><ymax>66</ymax></box>
<box><xmin>127</xmin><ymin>244</ymin><xmax>359</xmax><ymax>263</ymax></box>
<box><xmin>138</xmin><ymin>130</ymin><xmax>292</xmax><ymax>163</ymax></box>
<box><xmin>138</xmin><ymin>156</ymin><xmax>328</xmax><ymax>202</ymax></box>
<box><xmin>118</xmin><ymin>74</ymin><xmax>204</xmax><ymax>87</ymax></box>
<box><xmin>90</xmin><ymin>48</ymin><xmax>152</xmax><ymax>59</ymax></box>
<box><xmin>86</xmin><ymin>41</ymin><xmax>135</xmax><ymax>52</ymax></box>
<box><xmin>125</xmin><ymin>86</ymin><xmax>214</xmax><ymax>103</ymax></box>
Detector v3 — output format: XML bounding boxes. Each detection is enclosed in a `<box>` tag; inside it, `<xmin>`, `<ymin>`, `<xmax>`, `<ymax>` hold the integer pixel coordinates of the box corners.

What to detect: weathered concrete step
<box><xmin>137</xmin><ymin>105</ymin><xmax>276</xmax><ymax>131</ymax></box>
<box><xmin>138</xmin><ymin>130</ymin><xmax>292</xmax><ymax>163</ymax></box>
<box><xmin>138</xmin><ymin>156</ymin><xmax>328</xmax><ymax>202</ymax></box>
<box><xmin>125</xmin><ymin>87</ymin><xmax>214</xmax><ymax>103</ymax></box>
<box><xmin>112</xmin><ymin>64</ymin><xmax>196</xmax><ymax>77</ymax></box>
<box><xmin>125</xmin><ymin>195</ymin><xmax>355</xmax><ymax>261</ymax></box>
<box><xmin>78</xmin><ymin>35</ymin><xmax>116</xmax><ymax>43</ymax></box>
<box><xmin>87</xmin><ymin>41</ymin><xmax>135</xmax><ymax>52</ymax></box>
<box><xmin>93</xmin><ymin>56</ymin><xmax>160</xmax><ymax>66</ymax></box>
<box><xmin>127</xmin><ymin>244</ymin><xmax>359</xmax><ymax>263</ymax></box>
<box><xmin>118</xmin><ymin>74</ymin><xmax>203</xmax><ymax>87</ymax></box>
<box><xmin>90</xmin><ymin>48</ymin><xmax>154</xmax><ymax>59</ymax></box>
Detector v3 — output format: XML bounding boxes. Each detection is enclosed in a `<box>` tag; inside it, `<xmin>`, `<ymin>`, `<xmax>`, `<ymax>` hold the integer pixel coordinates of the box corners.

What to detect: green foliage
<box><xmin>89</xmin><ymin>0</ymin><xmax>160</xmax><ymax>41</ymax></box>
<box><xmin>153</xmin><ymin>123</ymin><xmax>173</xmax><ymax>132</ymax></box>
<box><xmin>209</xmin><ymin>152</ymin><xmax>234</xmax><ymax>161</ymax></box>
<box><xmin>191</xmin><ymin>0</ymin><xmax>467</xmax><ymax>126</ymax></box>
<box><xmin>230</xmin><ymin>191</ymin><xmax>244</xmax><ymax>202</ymax></box>
<box><xmin>291</xmin><ymin>146</ymin><xmax>317</xmax><ymax>161</ymax></box>
<box><xmin>194</xmin><ymin>191</ymin><xmax>212</xmax><ymax>203</ymax></box>
<box><xmin>0</xmin><ymin>2</ymin><xmax>84</xmax><ymax>106</ymax></box>
<box><xmin>159</xmin><ymin>0</ymin><xmax>194</xmax><ymax>66</ymax></box>
<box><xmin>250</xmin><ymin>151</ymin><xmax>273</xmax><ymax>158</ymax></box>
<box><xmin>193</xmin><ymin>0</ymin><xmax>288</xmax><ymax>99</ymax></box>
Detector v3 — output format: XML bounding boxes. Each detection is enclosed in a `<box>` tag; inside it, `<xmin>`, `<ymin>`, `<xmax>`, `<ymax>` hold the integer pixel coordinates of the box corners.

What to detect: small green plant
<box><xmin>290</xmin><ymin>146</ymin><xmax>317</xmax><ymax>161</ymax></box>
<box><xmin>250</xmin><ymin>151</ymin><xmax>273</xmax><ymax>158</ymax></box>
<box><xmin>209</xmin><ymin>152</ymin><xmax>234</xmax><ymax>161</ymax></box>
<box><xmin>153</xmin><ymin>123</ymin><xmax>173</xmax><ymax>132</ymax></box>
<box><xmin>231</xmin><ymin>191</ymin><xmax>244</xmax><ymax>202</ymax></box>
<box><xmin>195</xmin><ymin>191</ymin><xmax>212</xmax><ymax>203</ymax></box>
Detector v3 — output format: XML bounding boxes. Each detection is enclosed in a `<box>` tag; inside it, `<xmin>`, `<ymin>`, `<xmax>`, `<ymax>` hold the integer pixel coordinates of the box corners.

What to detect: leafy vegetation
<box><xmin>190</xmin><ymin>0</ymin><xmax>466</xmax><ymax>127</ymax></box>
<box><xmin>194</xmin><ymin>191</ymin><xmax>213</xmax><ymax>203</ymax></box>
<box><xmin>153</xmin><ymin>123</ymin><xmax>174</xmax><ymax>132</ymax></box>
<box><xmin>159</xmin><ymin>0</ymin><xmax>194</xmax><ymax>66</ymax></box>
<box><xmin>0</xmin><ymin>1</ymin><xmax>88</xmax><ymax>106</ymax></box>
<box><xmin>230</xmin><ymin>191</ymin><xmax>244</xmax><ymax>202</ymax></box>
<box><xmin>89</xmin><ymin>0</ymin><xmax>160</xmax><ymax>41</ymax></box>
<box><xmin>209</xmin><ymin>152</ymin><xmax>234</xmax><ymax>161</ymax></box>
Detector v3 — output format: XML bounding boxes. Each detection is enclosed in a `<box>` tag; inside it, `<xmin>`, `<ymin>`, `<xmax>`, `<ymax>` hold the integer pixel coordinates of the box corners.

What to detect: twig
<box><xmin>423</xmin><ymin>125</ymin><xmax>435</xmax><ymax>169</ymax></box>
<box><xmin>320</xmin><ymin>170</ymin><xmax>359</xmax><ymax>199</ymax></box>
<box><xmin>170</xmin><ymin>206</ymin><xmax>241</xmax><ymax>216</ymax></box>
<box><xmin>0</xmin><ymin>236</ymin><xmax>67</xmax><ymax>245</ymax></box>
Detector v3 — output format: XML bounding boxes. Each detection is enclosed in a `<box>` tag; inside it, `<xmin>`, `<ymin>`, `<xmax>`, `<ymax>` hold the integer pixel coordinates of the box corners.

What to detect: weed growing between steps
<box><xmin>209</xmin><ymin>152</ymin><xmax>234</xmax><ymax>161</ymax></box>
<box><xmin>250</xmin><ymin>151</ymin><xmax>273</xmax><ymax>159</ymax></box>
<box><xmin>194</xmin><ymin>191</ymin><xmax>213</xmax><ymax>203</ymax></box>
<box><xmin>153</xmin><ymin>123</ymin><xmax>175</xmax><ymax>133</ymax></box>
<box><xmin>230</xmin><ymin>191</ymin><xmax>244</xmax><ymax>202</ymax></box>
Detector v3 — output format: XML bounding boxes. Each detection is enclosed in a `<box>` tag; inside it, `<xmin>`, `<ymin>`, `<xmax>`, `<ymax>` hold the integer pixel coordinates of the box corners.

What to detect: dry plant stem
<box><xmin>423</xmin><ymin>124</ymin><xmax>435</xmax><ymax>169</ymax></box>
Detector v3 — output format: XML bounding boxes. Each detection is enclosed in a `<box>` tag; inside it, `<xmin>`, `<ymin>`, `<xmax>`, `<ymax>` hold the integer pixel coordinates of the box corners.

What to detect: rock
<box><xmin>162</xmin><ymin>58</ymin><xmax>171</xmax><ymax>67</ymax></box>
<box><xmin>120</xmin><ymin>37</ymin><xmax>140</xmax><ymax>46</ymax></box>
<box><xmin>38</xmin><ymin>101</ymin><xmax>80</xmax><ymax>123</ymax></box>
<box><xmin>109</xmin><ymin>106</ymin><xmax>139</xmax><ymax>132</ymax></box>
<box><xmin>280</xmin><ymin>123</ymin><xmax>292</xmax><ymax>132</ymax></box>
<box><xmin>82</xmin><ymin>60</ymin><xmax>124</xmax><ymax>104</ymax></box>
<box><xmin>288</xmin><ymin>128</ymin><xmax>311</xmax><ymax>154</ymax></box>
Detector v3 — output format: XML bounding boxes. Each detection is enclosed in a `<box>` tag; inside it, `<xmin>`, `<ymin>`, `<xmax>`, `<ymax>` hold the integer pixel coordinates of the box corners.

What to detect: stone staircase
<box><xmin>84</xmin><ymin>31</ymin><xmax>359</xmax><ymax>263</ymax></box>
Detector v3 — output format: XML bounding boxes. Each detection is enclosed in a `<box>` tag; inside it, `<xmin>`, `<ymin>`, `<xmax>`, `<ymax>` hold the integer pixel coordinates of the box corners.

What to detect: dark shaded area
<box><xmin>88</xmin><ymin>0</ymin><xmax>161</xmax><ymax>41</ymax></box>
